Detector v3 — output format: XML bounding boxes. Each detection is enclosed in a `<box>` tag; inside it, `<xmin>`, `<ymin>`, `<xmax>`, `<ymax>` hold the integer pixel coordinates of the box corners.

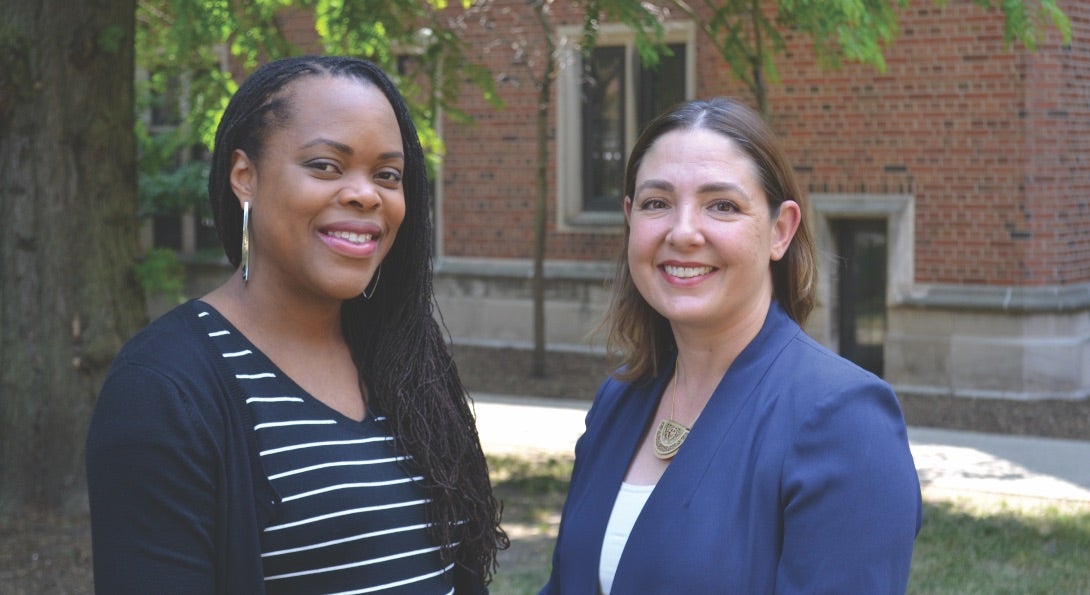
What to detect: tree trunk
<box><xmin>749</xmin><ymin>0</ymin><xmax>769</xmax><ymax>118</ymax></box>
<box><xmin>0</xmin><ymin>0</ymin><xmax>143</xmax><ymax>517</ymax></box>
<box><xmin>530</xmin><ymin>2</ymin><xmax>556</xmax><ymax>379</ymax></box>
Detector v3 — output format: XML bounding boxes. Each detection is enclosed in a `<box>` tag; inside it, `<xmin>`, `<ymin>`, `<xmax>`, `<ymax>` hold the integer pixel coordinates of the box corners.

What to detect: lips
<box><xmin>319</xmin><ymin>222</ymin><xmax>383</xmax><ymax>257</ymax></box>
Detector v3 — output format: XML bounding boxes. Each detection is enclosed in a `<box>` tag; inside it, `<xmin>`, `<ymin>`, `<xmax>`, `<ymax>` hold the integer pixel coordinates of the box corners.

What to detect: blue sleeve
<box><xmin>777</xmin><ymin>379</ymin><xmax>922</xmax><ymax>594</ymax></box>
<box><xmin>86</xmin><ymin>362</ymin><xmax>220</xmax><ymax>594</ymax></box>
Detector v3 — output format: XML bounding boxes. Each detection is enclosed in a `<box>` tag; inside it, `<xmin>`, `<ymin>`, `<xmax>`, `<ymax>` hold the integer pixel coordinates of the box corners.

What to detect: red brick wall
<box><xmin>768</xmin><ymin>0</ymin><xmax>1090</xmax><ymax>286</ymax></box>
<box><xmin>439</xmin><ymin>0</ymin><xmax>1089</xmax><ymax>287</ymax></box>
<box><xmin>1025</xmin><ymin>0</ymin><xmax>1090</xmax><ymax>284</ymax></box>
<box><xmin>439</xmin><ymin>2</ymin><xmax>621</xmax><ymax>260</ymax></box>
<box><xmin>775</xmin><ymin>0</ymin><xmax>1030</xmax><ymax>285</ymax></box>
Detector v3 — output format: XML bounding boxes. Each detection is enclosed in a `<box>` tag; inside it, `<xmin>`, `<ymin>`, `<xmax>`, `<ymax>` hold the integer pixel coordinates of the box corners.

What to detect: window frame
<box><xmin>555</xmin><ymin>21</ymin><xmax>696</xmax><ymax>232</ymax></box>
<box><xmin>809</xmin><ymin>192</ymin><xmax>915</xmax><ymax>351</ymax></box>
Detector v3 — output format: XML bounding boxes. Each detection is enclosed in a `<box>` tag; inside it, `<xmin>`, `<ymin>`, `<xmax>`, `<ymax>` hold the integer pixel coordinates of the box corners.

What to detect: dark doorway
<box><xmin>832</xmin><ymin>218</ymin><xmax>888</xmax><ymax>377</ymax></box>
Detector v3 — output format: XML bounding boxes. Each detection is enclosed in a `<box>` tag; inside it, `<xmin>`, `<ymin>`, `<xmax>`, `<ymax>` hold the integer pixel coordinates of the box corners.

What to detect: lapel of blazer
<box><xmin>609</xmin><ymin>302</ymin><xmax>802</xmax><ymax>591</ymax></box>
<box><xmin>565</xmin><ymin>371</ymin><xmax>669</xmax><ymax>589</ymax></box>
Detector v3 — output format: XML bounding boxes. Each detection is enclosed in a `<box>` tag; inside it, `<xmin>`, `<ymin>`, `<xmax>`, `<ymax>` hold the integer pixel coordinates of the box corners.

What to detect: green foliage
<box><xmin>138</xmin><ymin>159</ymin><xmax>209</xmax><ymax>216</ymax></box>
<box><xmin>967</xmin><ymin>0</ymin><xmax>1073</xmax><ymax>50</ymax></box>
<box><xmin>588</xmin><ymin>0</ymin><xmax>670</xmax><ymax>66</ymax></box>
<box><xmin>133</xmin><ymin>0</ymin><xmax>506</xmax><ymax>219</ymax></box>
<box><xmin>664</xmin><ymin>0</ymin><xmax>1071</xmax><ymax>116</ymax></box>
<box><xmin>134</xmin><ymin>247</ymin><xmax>186</xmax><ymax>301</ymax></box>
<box><xmin>777</xmin><ymin>0</ymin><xmax>904</xmax><ymax>72</ymax></box>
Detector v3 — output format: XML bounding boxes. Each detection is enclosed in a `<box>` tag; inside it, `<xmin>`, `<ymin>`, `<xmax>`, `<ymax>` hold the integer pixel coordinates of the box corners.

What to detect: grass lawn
<box><xmin>487</xmin><ymin>455</ymin><xmax>1090</xmax><ymax>595</ymax></box>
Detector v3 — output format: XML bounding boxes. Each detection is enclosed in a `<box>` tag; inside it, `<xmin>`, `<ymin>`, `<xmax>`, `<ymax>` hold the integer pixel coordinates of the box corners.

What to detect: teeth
<box><xmin>328</xmin><ymin>230</ymin><xmax>373</xmax><ymax>244</ymax></box>
<box><xmin>665</xmin><ymin>265</ymin><xmax>712</xmax><ymax>279</ymax></box>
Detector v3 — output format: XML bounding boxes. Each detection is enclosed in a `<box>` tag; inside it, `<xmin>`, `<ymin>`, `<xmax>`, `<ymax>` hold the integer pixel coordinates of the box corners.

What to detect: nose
<box><xmin>338</xmin><ymin>173</ymin><xmax>382</xmax><ymax>210</ymax></box>
<box><xmin>666</xmin><ymin>202</ymin><xmax>705</xmax><ymax>247</ymax></box>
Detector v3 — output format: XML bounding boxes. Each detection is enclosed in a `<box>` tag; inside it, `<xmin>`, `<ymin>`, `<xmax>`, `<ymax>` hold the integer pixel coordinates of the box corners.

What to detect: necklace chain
<box><xmin>653</xmin><ymin>359</ymin><xmax>690</xmax><ymax>460</ymax></box>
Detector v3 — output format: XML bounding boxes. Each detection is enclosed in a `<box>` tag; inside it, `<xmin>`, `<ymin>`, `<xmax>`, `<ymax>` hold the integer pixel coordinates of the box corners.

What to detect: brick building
<box><xmin>428</xmin><ymin>0</ymin><xmax>1089</xmax><ymax>402</ymax></box>
<box><xmin>169</xmin><ymin>1</ymin><xmax>1089</xmax><ymax>402</ymax></box>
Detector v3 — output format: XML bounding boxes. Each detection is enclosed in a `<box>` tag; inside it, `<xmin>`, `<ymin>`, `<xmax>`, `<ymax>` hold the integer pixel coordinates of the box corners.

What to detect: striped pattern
<box><xmin>197</xmin><ymin>307</ymin><xmax>455</xmax><ymax>595</ymax></box>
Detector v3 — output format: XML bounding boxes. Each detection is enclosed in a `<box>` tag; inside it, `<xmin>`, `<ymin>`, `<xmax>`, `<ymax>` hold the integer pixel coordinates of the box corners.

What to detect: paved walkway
<box><xmin>472</xmin><ymin>393</ymin><xmax>1090</xmax><ymax>509</ymax></box>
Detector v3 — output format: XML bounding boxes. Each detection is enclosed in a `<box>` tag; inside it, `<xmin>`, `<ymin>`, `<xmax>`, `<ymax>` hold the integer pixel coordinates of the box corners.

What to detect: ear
<box><xmin>623</xmin><ymin>196</ymin><xmax>633</xmax><ymax>223</ymax></box>
<box><xmin>770</xmin><ymin>200</ymin><xmax>801</xmax><ymax>262</ymax></box>
<box><xmin>229</xmin><ymin>149</ymin><xmax>257</xmax><ymax>205</ymax></box>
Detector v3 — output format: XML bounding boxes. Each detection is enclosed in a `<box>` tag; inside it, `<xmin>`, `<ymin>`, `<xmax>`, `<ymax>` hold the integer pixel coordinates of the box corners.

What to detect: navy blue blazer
<box><xmin>542</xmin><ymin>302</ymin><xmax>922</xmax><ymax>594</ymax></box>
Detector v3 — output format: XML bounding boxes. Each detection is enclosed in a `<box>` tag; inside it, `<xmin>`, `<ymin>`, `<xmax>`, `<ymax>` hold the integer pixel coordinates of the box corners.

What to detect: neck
<box><xmin>671</xmin><ymin>298</ymin><xmax>770</xmax><ymax>392</ymax></box>
<box><xmin>203</xmin><ymin>271</ymin><xmax>345</xmax><ymax>347</ymax></box>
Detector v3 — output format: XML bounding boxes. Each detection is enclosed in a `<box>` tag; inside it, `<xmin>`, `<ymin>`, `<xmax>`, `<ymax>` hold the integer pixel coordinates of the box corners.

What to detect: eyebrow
<box><xmin>298</xmin><ymin>138</ymin><xmax>406</xmax><ymax>162</ymax></box>
<box><xmin>300</xmin><ymin>137</ymin><xmax>354</xmax><ymax>155</ymax></box>
<box><xmin>635</xmin><ymin>178</ymin><xmax>750</xmax><ymax>199</ymax></box>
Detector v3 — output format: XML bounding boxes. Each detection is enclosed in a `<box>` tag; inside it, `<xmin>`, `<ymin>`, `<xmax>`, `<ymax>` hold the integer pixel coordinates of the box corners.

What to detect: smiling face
<box><xmin>625</xmin><ymin>127</ymin><xmax>799</xmax><ymax>337</ymax></box>
<box><xmin>229</xmin><ymin>75</ymin><xmax>406</xmax><ymax>305</ymax></box>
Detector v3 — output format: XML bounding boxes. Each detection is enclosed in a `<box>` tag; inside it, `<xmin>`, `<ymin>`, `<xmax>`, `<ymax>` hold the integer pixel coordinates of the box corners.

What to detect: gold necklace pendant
<box><xmin>653</xmin><ymin>418</ymin><xmax>690</xmax><ymax>460</ymax></box>
<box><xmin>654</xmin><ymin>359</ymin><xmax>691</xmax><ymax>460</ymax></box>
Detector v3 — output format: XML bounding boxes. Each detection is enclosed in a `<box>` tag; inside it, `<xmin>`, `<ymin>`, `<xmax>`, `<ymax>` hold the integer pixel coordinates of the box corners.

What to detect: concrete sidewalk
<box><xmin>472</xmin><ymin>393</ymin><xmax>1090</xmax><ymax>509</ymax></box>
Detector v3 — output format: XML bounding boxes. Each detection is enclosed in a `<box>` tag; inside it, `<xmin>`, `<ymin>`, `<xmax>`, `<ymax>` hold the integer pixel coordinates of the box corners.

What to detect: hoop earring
<box><xmin>241</xmin><ymin>201</ymin><xmax>251</xmax><ymax>282</ymax></box>
<box><xmin>362</xmin><ymin>264</ymin><xmax>382</xmax><ymax>300</ymax></box>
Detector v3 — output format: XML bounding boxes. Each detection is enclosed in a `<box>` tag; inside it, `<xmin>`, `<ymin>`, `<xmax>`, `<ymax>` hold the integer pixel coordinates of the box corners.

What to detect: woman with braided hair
<box><xmin>87</xmin><ymin>55</ymin><xmax>507</xmax><ymax>594</ymax></box>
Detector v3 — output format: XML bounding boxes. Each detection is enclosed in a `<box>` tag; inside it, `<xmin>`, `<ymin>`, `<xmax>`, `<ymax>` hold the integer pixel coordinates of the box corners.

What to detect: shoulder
<box><xmin>753</xmin><ymin>327</ymin><xmax>904</xmax><ymax>438</ymax></box>
<box><xmin>106</xmin><ymin>301</ymin><xmax>224</xmax><ymax>385</ymax></box>
<box><xmin>89</xmin><ymin>301</ymin><xmax>239</xmax><ymax>458</ymax></box>
<box><xmin>111</xmin><ymin>302</ymin><xmax>204</xmax><ymax>366</ymax></box>
<box><xmin>754</xmin><ymin>302</ymin><xmax>886</xmax><ymax>397</ymax></box>
<box><xmin>590</xmin><ymin>371</ymin><xmax>653</xmax><ymax>413</ymax></box>
<box><xmin>97</xmin><ymin>301</ymin><xmax>227</xmax><ymax>420</ymax></box>
<box><xmin>783</xmin><ymin>332</ymin><xmax>884</xmax><ymax>390</ymax></box>
<box><xmin>773</xmin><ymin>337</ymin><xmax>910</xmax><ymax>464</ymax></box>
<box><xmin>579</xmin><ymin>371</ymin><xmax>663</xmax><ymax>442</ymax></box>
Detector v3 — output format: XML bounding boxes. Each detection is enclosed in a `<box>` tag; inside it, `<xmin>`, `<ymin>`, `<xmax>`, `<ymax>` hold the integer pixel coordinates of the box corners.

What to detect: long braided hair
<box><xmin>207</xmin><ymin>55</ymin><xmax>507</xmax><ymax>582</ymax></box>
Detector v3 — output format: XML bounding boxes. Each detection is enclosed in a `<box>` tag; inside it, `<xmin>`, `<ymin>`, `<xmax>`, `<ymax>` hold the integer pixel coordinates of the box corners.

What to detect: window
<box><xmin>557</xmin><ymin>22</ymin><xmax>695</xmax><ymax>230</ymax></box>
<box><xmin>139</xmin><ymin>68</ymin><xmax>220</xmax><ymax>258</ymax></box>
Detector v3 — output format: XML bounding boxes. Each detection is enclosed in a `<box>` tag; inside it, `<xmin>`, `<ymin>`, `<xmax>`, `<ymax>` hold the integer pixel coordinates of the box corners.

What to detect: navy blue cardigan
<box><xmin>542</xmin><ymin>302</ymin><xmax>922</xmax><ymax>594</ymax></box>
<box><xmin>87</xmin><ymin>300</ymin><xmax>272</xmax><ymax>593</ymax></box>
<box><xmin>86</xmin><ymin>301</ymin><xmax>486</xmax><ymax>594</ymax></box>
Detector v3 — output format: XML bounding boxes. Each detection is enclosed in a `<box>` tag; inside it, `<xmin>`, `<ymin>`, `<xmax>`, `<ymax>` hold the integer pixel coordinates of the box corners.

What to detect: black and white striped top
<box><xmin>197</xmin><ymin>304</ymin><xmax>456</xmax><ymax>595</ymax></box>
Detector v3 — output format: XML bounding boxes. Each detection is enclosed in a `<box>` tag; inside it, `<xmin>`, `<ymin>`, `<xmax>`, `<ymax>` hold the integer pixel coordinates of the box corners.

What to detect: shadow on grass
<box><xmin>909</xmin><ymin>500</ymin><xmax>1090</xmax><ymax>594</ymax></box>
<box><xmin>489</xmin><ymin>454</ymin><xmax>572</xmax><ymax>594</ymax></box>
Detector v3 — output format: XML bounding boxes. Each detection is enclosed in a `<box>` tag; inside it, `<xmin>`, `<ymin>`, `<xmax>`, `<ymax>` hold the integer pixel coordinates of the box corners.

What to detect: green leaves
<box><xmin>665</xmin><ymin>0</ymin><xmax>1070</xmax><ymax>116</ymax></box>
<box><xmin>134</xmin><ymin>0</ymin><xmax>490</xmax><ymax>223</ymax></box>
<box><xmin>135</xmin><ymin>247</ymin><xmax>186</xmax><ymax>300</ymax></box>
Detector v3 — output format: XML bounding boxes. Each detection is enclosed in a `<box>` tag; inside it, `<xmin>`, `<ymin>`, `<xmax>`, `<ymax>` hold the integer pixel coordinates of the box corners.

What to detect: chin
<box><xmin>317</xmin><ymin>281</ymin><xmax>371</xmax><ymax>302</ymax></box>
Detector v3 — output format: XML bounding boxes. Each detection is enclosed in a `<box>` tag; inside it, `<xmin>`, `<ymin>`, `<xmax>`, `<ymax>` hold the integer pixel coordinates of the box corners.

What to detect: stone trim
<box><xmin>434</xmin><ymin>256</ymin><xmax>614</xmax><ymax>282</ymax></box>
<box><xmin>894</xmin><ymin>383</ymin><xmax>1090</xmax><ymax>402</ymax></box>
<box><xmin>899</xmin><ymin>283</ymin><xmax>1090</xmax><ymax>313</ymax></box>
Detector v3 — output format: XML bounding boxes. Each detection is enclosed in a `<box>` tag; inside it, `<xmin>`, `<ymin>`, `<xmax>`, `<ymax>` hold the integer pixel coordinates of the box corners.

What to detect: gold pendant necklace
<box><xmin>653</xmin><ymin>361</ymin><xmax>690</xmax><ymax>460</ymax></box>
